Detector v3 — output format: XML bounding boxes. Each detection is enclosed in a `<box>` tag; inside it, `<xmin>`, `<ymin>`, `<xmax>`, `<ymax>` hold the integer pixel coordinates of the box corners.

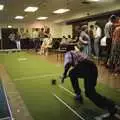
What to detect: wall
<box><xmin>61</xmin><ymin>24</ymin><xmax>72</xmax><ymax>37</ymax></box>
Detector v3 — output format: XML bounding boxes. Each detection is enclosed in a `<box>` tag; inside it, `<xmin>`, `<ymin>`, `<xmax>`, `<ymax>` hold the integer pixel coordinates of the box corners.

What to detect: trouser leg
<box><xmin>16</xmin><ymin>41</ymin><xmax>21</xmax><ymax>49</ymax></box>
<box><xmin>105</xmin><ymin>38</ymin><xmax>112</xmax><ymax>64</ymax></box>
<box><xmin>18</xmin><ymin>41</ymin><xmax>21</xmax><ymax>50</ymax></box>
<box><xmin>84</xmin><ymin>62</ymin><xmax>115</xmax><ymax>112</ymax></box>
<box><xmin>69</xmin><ymin>69</ymin><xmax>81</xmax><ymax>95</ymax></box>
<box><xmin>91</xmin><ymin>39</ymin><xmax>95</xmax><ymax>55</ymax></box>
<box><xmin>94</xmin><ymin>38</ymin><xmax>100</xmax><ymax>57</ymax></box>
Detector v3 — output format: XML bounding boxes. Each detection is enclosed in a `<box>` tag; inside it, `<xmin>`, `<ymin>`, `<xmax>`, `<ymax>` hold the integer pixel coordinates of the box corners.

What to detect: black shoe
<box><xmin>74</xmin><ymin>95</ymin><xmax>84</xmax><ymax>104</ymax></box>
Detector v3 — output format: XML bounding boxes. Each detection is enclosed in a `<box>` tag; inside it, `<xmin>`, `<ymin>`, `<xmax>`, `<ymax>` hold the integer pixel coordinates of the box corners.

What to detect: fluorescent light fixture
<box><xmin>24</xmin><ymin>6</ymin><xmax>38</xmax><ymax>12</ymax></box>
<box><xmin>8</xmin><ymin>25</ymin><xmax>12</xmax><ymax>28</ymax></box>
<box><xmin>15</xmin><ymin>16</ymin><xmax>24</xmax><ymax>19</ymax></box>
<box><xmin>37</xmin><ymin>17</ymin><xmax>48</xmax><ymax>20</ymax></box>
<box><xmin>0</xmin><ymin>4</ymin><xmax>4</xmax><ymax>10</ymax></box>
<box><xmin>53</xmin><ymin>9</ymin><xmax>70</xmax><ymax>14</ymax></box>
<box><xmin>88</xmin><ymin>0</ymin><xmax>100</xmax><ymax>1</ymax></box>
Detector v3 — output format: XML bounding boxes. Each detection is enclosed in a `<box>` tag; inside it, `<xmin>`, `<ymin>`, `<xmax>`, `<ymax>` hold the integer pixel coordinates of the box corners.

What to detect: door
<box><xmin>1</xmin><ymin>28</ymin><xmax>18</xmax><ymax>49</ymax></box>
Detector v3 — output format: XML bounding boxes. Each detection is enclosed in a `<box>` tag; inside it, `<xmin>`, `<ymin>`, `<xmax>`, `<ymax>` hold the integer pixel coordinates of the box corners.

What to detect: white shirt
<box><xmin>32</xmin><ymin>31</ymin><xmax>39</xmax><ymax>39</ymax></box>
<box><xmin>100</xmin><ymin>36</ymin><xmax>106</xmax><ymax>46</ymax></box>
<box><xmin>95</xmin><ymin>26</ymin><xmax>102</xmax><ymax>38</ymax></box>
<box><xmin>104</xmin><ymin>21</ymin><xmax>113</xmax><ymax>38</ymax></box>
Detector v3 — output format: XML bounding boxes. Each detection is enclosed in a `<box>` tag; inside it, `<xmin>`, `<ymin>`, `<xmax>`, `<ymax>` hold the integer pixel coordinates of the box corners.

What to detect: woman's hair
<box><xmin>81</xmin><ymin>25</ymin><xmax>88</xmax><ymax>31</ymax></box>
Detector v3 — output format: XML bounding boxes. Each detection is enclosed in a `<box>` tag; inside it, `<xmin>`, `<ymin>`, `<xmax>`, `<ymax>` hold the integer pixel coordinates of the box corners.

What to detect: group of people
<box><xmin>106</xmin><ymin>15</ymin><xmax>120</xmax><ymax>74</ymax></box>
<box><xmin>60</xmin><ymin>15</ymin><xmax>120</xmax><ymax>74</ymax></box>
<box><xmin>60</xmin><ymin>15</ymin><xmax>120</xmax><ymax>120</ymax></box>
<box><xmin>82</xmin><ymin>15</ymin><xmax>120</xmax><ymax>74</ymax></box>
<box><xmin>8</xmin><ymin>27</ymin><xmax>52</xmax><ymax>55</ymax></box>
<box><xmin>60</xmin><ymin>24</ymin><xmax>102</xmax><ymax>57</ymax></box>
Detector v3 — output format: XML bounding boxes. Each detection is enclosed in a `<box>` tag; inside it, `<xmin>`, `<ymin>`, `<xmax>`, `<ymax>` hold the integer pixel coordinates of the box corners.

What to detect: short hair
<box><xmin>41</xmin><ymin>28</ymin><xmax>44</xmax><ymax>31</ymax></box>
<box><xmin>81</xmin><ymin>25</ymin><xmax>88</xmax><ymax>31</ymax></box>
<box><xmin>90</xmin><ymin>25</ymin><xmax>94</xmax><ymax>29</ymax></box>
<box><xmin>68</xmin><ymin>35</ymin><xmax>71</xmax><ymax>38</ymax></box>
<box><xmin>109</xmin><ymin>15</ymin><xmax>117</xmax><ymax>22</ymax></box>
<box><xmin>35</xmin><ymin>28</ymin><xmax>39</xmax><ymax>31</ymax></box>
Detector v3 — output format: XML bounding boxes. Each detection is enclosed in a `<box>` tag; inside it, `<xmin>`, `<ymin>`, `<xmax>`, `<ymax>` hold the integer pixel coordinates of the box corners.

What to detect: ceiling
<box><xmin>0</xmin><ymin>0</ymin><xmax>120</xmax><ymax>24</ymax></box>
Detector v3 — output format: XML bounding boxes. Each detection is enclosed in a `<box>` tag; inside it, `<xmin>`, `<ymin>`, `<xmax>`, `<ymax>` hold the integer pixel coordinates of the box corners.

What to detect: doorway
<box><xmin>1</xmin><ymin>28</ymin><xmax>18</xmax><ymax>49</ymax></box>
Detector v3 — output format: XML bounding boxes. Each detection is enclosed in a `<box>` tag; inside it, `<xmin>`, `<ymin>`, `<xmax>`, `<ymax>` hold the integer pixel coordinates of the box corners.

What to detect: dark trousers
<box><xmin>34</xmin><ymin>38</ymin><xmax>40</xmax><ymax>52</ymax></box>
<box><xmin>69</xmin><ymin>60</ymin><xmax>115</xmax><ymax>112</ymax></box>
<box><xmin>105</xmin><ymin>38</ymin><xmax>112</xmax><ymax>64</ymax></box>
<box><xmin>91</xmin><ymin>38</ymin><xmax>95</xmax><ymax>55</ymax></box>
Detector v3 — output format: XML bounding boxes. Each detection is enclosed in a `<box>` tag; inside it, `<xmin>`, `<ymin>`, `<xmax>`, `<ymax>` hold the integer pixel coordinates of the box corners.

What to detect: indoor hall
<box><xmin>0</xmin><ymin>0</ymin><xmax>120</xmax><ymax>120</ymax></box>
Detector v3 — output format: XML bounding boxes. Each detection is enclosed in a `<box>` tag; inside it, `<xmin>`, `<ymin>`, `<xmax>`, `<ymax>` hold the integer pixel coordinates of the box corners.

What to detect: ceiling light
<box><xmin>8</xmin><ymin>25</ymin><xmax>12</xmax><ymax>28</ymax></box>
<box><xmin>53</xmin><ymin>9</ymin><xmax>70</xmax><ymax>14</ymax></box>
<box><xmin>24</xmin><ymin>7</ymin><xmax>38</xmax><ymax>12</ymax></box>
<box><xmin>37</xmin><ymin>17</ymin><xmax>48</xmax><ymax>20</ymax></box>
<box><xmin>15</xmin><ymin>16</ymin><xmax>24</xmax><ymax>19</ymax></box>
<box><xmin>88</xmin><ymin>0</ymin><xmax>100</xmax><ymax>1</ymax></box>
<box><xmin>0</xmin><ymin>4</ymin><xmax>4</xmax><ymax>11</ymax></box>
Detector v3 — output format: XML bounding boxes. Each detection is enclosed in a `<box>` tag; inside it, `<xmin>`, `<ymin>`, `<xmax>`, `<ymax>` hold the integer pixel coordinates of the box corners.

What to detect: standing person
<box><xmin>61</xmin><ymin>46</ymin><xmax>119</xmax><ymax>119</ymax></box>
<box><xmin>44</xmin><ymin>27</ymin><xmax>50</xmax><ymax>38</ymax></box>
<box><xmin>88</xmin><ymin>25</ymin><xmax>95</xmax><ymax>56</ymax></box>
<box><xmin>32</xmin><ymin>28</ymin><xmax>39</xmax><ymax>52</ymax></box>
<box><xmin>104</xmin><ymin>15</ymin><xmax>117</xmax><ymax>66</ymax></box>
<box><xmin>8</xmin><ymin>32</ymin><xmax>16</xmax><ymax>49</ymax></box>
<box><xmin>79</xmin><ymin>25</ymin><xmax>91</xmax><ymax>56</ymax></box>
<box><xmin>39</xmin><ymin>28</ymin><xmax>45</xmax><ymax>47</ymax></box>
<box><xmin>38</xmin><ymin>34</ymin><xmax>52</xmax><ymax>56</ymax></box>
<box><xmin>15</xmin><ymin>32</ymin><xmax>21</xmax><ymax>50</ymax></box>
<box><xmin>94</xmin><ymin>24</ymin><xmax>102</xmax><ymax>58</ymax></box>
<box><xmin>109</xmin><ymin>18</ymin><xmax>120</xmax><ymax>74</ymax></box>
<box><xmin>24</xmin><ymin>29</ymin><xmax>30</xmax><ymax>49</ymax></box>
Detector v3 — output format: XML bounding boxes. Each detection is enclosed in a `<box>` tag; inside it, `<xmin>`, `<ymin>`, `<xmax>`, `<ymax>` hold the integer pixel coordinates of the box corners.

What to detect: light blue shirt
<box><xmin>64</xmin><ymin>51</ymin><xmax>88</xmax><ymax>67</ymax></box>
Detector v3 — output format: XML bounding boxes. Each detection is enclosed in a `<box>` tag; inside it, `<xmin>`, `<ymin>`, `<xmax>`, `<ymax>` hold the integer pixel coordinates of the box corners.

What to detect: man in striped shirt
<box><xmin>61</xmin><ymin>46</ymin><xmax>119</xmax><ymax>119</ymax></box>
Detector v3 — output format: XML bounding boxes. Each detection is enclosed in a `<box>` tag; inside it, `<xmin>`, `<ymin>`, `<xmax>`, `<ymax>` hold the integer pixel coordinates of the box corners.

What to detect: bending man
<box><xmin>61</xmin><ymin>46</ymin><xmax>119</xmax><ymax>119</ymax></box>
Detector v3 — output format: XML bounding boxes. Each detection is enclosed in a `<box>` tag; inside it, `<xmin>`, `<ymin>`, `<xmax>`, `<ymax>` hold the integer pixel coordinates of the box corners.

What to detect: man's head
<box><xmin>109</xmin><ymin>15</ymin><xmax>117</xmax><ymax>23</ymax></box>
<box><xmin>90</xmin><ymin>25</ymin><xmax>94</xmax><ymax>30</ymax></box>
<box><xmin>35</xmin><ymin>28</ymin><xmax>39</xmax><ymax>31</ymax></box>
<box><xmin>68</xmin><ymin>35</ymin><xmax>71</xmax><ymax>38</ymax></box>
<box><xmin>41</xmin><ymin>28</ymin><xmax>44</xmax><ymax>31</ymax></box>
<box><xmin>63</xmin><ymin>35</ymin><xmax>66</xmax><ymax>39</ymax></box>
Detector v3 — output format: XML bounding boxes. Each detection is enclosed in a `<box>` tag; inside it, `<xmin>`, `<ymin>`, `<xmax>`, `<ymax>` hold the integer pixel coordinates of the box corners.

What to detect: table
<box><xmin>56</xmin><ymin>43</ymin><xmax>77</xmax><ymax>62</ymax></box>
<box><xmin>56</xmin><ymin>49</ymin><xmax>66</xmax><ymax>62</ymax></box>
